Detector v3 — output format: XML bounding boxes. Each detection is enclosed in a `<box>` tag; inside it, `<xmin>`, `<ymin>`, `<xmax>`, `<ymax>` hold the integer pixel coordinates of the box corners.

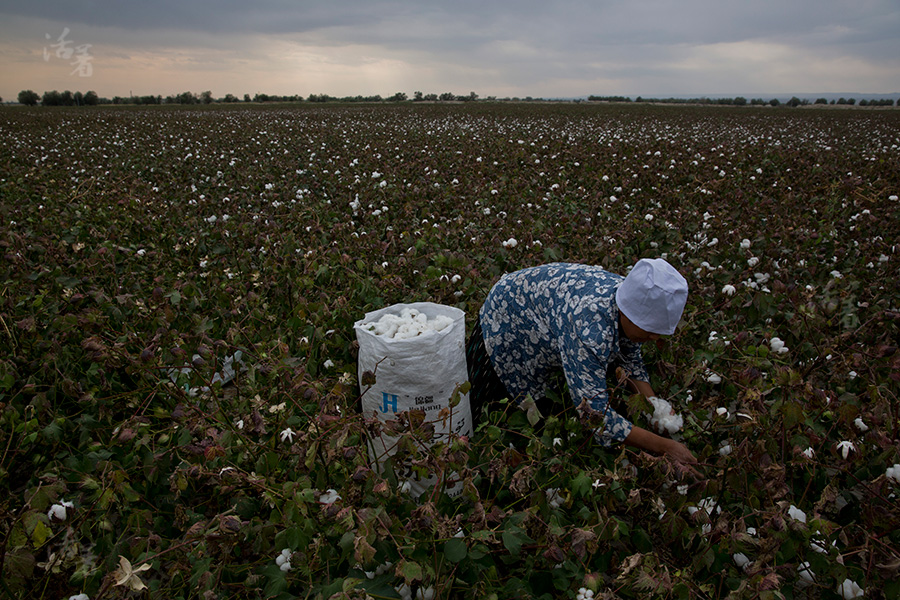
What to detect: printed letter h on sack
<box><xmin>381</xmin><ymin>393</ymin><xmax>399</xmax><ymax>414</ymax></box>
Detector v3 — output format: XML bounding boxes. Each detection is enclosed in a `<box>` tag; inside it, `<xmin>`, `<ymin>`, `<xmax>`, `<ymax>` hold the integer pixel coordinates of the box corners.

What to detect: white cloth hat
<box><xmin>615</xmin><ymin>258</ymin><xmax>688</xmax><ymax>335</ymax></box>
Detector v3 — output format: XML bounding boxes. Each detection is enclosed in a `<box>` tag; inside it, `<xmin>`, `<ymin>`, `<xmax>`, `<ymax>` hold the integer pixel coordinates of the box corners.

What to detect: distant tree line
<box><xmin>13</xmin><ymin>89</ymin><xmax>483</xmax><ymax>106</ymax></box>
<box><xmin>588</xmin><ymin>95</ymin><xmax>897</xmax><ymax>107</ymax></box>
<box><xmin>11</xmin><ymin>89</ymin><xmax>897</xmax><ymax>107</ymax></box>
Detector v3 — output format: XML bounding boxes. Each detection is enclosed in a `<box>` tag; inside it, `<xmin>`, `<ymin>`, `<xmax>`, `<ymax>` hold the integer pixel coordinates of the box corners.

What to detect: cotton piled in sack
<box><xmin>354</xmin><ymin>302</ymin><xmax>472</xmax><ymax>498</ymax></box>
<box><xmin>363</xmin><ymin>308</ymin><xmax>454</xmax><ymax>339</ymax></box>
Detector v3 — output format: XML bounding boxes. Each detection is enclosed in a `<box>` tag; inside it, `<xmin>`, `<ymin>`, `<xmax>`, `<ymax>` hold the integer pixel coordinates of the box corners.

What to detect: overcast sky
<box><xmin>1</xmin><ymin>0</ymin><xmax>898</xmax><ymax>101</ymax></box>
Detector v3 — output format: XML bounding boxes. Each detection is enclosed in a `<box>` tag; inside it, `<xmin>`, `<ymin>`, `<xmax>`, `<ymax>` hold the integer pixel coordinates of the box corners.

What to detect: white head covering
<box><xmin>615</xmin><ymin>258</ymin><xmax>688</xmax><ymax>335</ymax></box>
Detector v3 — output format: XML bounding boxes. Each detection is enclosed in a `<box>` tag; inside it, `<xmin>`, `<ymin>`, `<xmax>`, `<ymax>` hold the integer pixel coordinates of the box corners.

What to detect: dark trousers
<box><xmin>465</xmin><ymin>316</ymin><xmax>510</xmax><ymax>423</ymax></box>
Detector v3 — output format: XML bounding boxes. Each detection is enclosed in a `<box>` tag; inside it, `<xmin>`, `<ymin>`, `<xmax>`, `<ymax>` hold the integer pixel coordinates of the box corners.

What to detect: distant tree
<box><xmin>466</xmin><ymin>91</ymin><xmax>479</xmax><ymax>102</ymax></box>
<box><xmin>788</xmin><ymin>96</ymin><xmax>802</xmax><ymax>107</ymax></box>
<box><xmin>413</xmin><ymin>90</ymin><xmax>423</xmax><ymax>101</ymax></box>
<box><xmin>847</xmin><ymin>98</ymin><xmax>856</xmax><ymax>105</ymax></box>
<box><xmin>83</xmin><ymin>91</ymin><xmax>99</xmax><ymax>105</ymax></box>
<box><xmin>814</xmin><ymin>98</ymin><xmax>828</xmax><ymax>105</ymax></box>
<box><xmin>423</xmin><ymin>93</ymin><xmax>438</xmax><ymax>102</ymax></box>
<box><xmin>176</xmin><ymin>91</ymin><xmax>197</xmax><ymax>104</ymax></box>
<box><xmin>18</xmin><ymin>90</ymin><xmax>40</xmax><ymax>106</ymax></box>
<box><xmin>243</xmin><ymin>94</ymin><xmax>251</xmax><ymax>102</ymax></box>
<box><xmin>41</xmin><ymin>90</ymin><xmax>61</xmax><ymax>106</ymax></box>
<box><xmin>388</xmin><ymin>91</ymin><xmax>407</xmax><ymax>102</ymax></box>
<box><xmin>200</xmin><ymin>90</ymin><xmax>214</xmax><ymax>104</ymax></box>
<box><xmin>438</xmin><ymin>92</ymin><xmax>456</xmax><ymax>101</ymax></box>
<box><xmin>837</xmin><ymin>97</ymin><xmax>848</xmax><ymax>105</ymax></box>
<box><xmin>769</xmin><ymin>98</ymin><xmax>780</xmax><ymax>107</ymax></box>
<box><xmin>733</xmin><ymin>97</ymin><xmax>747</xmax><ymax>106</ymax></box>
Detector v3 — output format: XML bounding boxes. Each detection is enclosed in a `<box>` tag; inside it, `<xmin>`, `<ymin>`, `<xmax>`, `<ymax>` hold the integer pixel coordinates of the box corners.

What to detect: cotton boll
<box><xmin>747</xmin><ymin>257</ymin><xmax>759</xmax><ymax>267</ymax></box>
<box><xmin>854</xmin><ymin>417</ymin><xmax>869</xmax><ymax>432</ymax></box>
<box><xmin>318</xmin><ymin>489</ymin><xmax>341</xmax><ymax>504</ymax></box>
<box><xmin>47</xmin><ymin>500</ymin><xmax>74</xmax><ymax>521</ymax></box>
<box><xmin>646</xmin><ymin>396</ymin><xmax>683</xmax><ymax>434</ymax></box>
<box><xmin>546</xmin><ymin>488</ymin><xmax>564</xmax><ymax>508</ymax></box>
<box><xmin>836</xmin><ymin>579</ymin><xmax>864</xmax><ymax>599</ymax></box>
<box><xmin>836</xmin><ymin>440</ymin><xmax>855</xmax><ymax>459</ymax></box>
<box><xmin>733</xmin><ymin>552</ymin><xmax>750</xmax><ymax>571</ymax></box>
<box><xmin>740</xmin><ymin>239</ymin><xmax>751</xmax><ymax>249</ymax></box>
<box><xmin>722</xmin><ymin>284</ymin><xmax>736</xmax><ymax>296</ymax></box>
<box><xmin>797</xmin><ymin>562</ymin><xmax>816</xmax><ymax>587</ymax></box>
<box><xmin>886</xmin><ymin>464</ymin><xmax>900</xmax><ymax>483</ymax></box>
<box><xmin>788</xmin><ymin>504</ymin><xmax>807</xmax><ymax>523</ymax></box>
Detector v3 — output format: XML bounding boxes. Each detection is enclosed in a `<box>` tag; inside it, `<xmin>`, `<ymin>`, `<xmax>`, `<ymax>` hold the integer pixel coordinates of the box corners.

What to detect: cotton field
<box><xmin>1</xmin><ymin>103</ymin><xmax>898</xmax><ymax>599</ymax></box>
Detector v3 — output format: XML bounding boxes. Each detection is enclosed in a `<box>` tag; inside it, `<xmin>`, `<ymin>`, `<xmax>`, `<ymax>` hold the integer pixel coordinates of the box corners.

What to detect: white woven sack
<box><xmin>354</xmin><ymin>302</ymin><xmax>472</xmax><ymax>498</ymax></box>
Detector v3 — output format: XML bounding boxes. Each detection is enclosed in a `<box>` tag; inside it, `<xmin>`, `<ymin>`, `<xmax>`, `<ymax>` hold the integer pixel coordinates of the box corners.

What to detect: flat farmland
<box><xmin>1</xmin><ymin>103</ymin><xmax>898</xmax><ymax>599</ymax></box>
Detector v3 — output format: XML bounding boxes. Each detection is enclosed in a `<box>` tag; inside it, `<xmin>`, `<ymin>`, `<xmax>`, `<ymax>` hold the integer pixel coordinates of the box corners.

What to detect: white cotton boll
<box><xmin>797</xmin><ymin>562</ymin><xmax>816</xmax><ymax>587</ymax></box>
<box><xmin>645</xmin><ymin>213</ymin><xmax>654</xmax><ymax>221</ymax></box>
<box><xmin>546</xmin><ymin>488</ymin><xmax>564</xmax><ymax>508</ymax></box>
<box><xmin>47</xmin><ymin>500</ymin><xmax>74</xmax><ymax>521</ymax></box>
<box><xmin>740</xmin><ymin>239</ymin><xmax>751</xmax><ymax>249</ymax></box>
<box><xmin>501</xmin><ymin>237</ymin><xmax>518</xmax><ymax>248</ymax></box>
<box><xmin>276</xmin><ymin>548</ymin><xmax>292</xmax><ymax>571</ymax></box>
<box><xmin>68</xmin><ymin>595</ymin><xmax>90</xmax><ymax>600</ymax></box>
<box><xmin>802</xmin><ymin>447</ymin><xmax>815</xmax><ymax>459</ymax></box>
<box><xmin>722</xmin><ymin>284</ymin><xmax>736</xmax><ymax>296</ymax></box>
<box><xmin>647</xmin><ymin>396</ymin><xmax>683</xmax><ymax>434</ymax></box>
<box><xmin>707</xmin><ymin>372</ymin><xmax>722</xmax><ymax>384</ymax></box>
<box><xmin>836</xmin><ymin>579</ymin><xmax>864</xmax><ymax>599</ymax></box>
<box><xmin>733</xmin><ymin>552</ymin><xmax>750</xmax><ymax>571</ymax></box>
<box><xmin>747</xmin><ymin>256</ymin><xmax>759</xmax><ymax>267</ymax></box>
<box><xmin>831</xmin><ymin>270</ymin><xmax>843</xmax><ymax>279</ymax></box>
<box><xmin>715</xmin><ymin>407</ymin><xmax>729</xmax><ymax>418</ymax></box>
<box><xmin>854</xmin><ymin>417</ymin><xmax>869</xmax><ymax>432</ymax></box>
<box><xmin>719</xmin><ymin>443</ymin><xmax>732</xmax><ymax>456</ymax></box>
<box><xmin>788</xmin><ymin>504</ymin><xmax>807</xmax><ymax>523</ymax></box>
<box><xmin>318</xmin><ymin>489</ymin><xmax>341</xmax><ymax>504</ymax></box>
<box><xmin>885</xmin><ymin>464</ymin><xmax>900</xmax><ymax>483</ymax></box>
<box><xmin>769</xmin><ymin>337</ymin><xmax>788</xmax><ymax>354</ymax></box>
<box><xmin>417</xmin><ymin>586</ymin><xmax>435</xmax><ymax>600</ymax></box>
<box><xmin>323</xmin><ymin>359</ymin><xmax>334</xmax><ymax>369</ymax></box>
<box><xmin>836</xmin><ymin>440</ymin><xmax>855</xmax><ymax>459</ymax></box>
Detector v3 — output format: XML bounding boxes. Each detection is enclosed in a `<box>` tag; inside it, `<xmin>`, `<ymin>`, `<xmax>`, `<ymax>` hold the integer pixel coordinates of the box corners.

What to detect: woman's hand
<box><xmin>659</xmin><ymin>437</ymin><xmax>697</xmax><ymax>465</ymax></box>
<box><xmin>624</xmin><ymin>426</ymin><xmax>699</xmax><ymax>470</ymax></box>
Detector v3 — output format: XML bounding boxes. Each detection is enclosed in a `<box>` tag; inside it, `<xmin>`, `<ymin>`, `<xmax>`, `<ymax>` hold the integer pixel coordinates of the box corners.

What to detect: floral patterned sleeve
<box><xmin>556</xmin><ymin>296</ymin><xmax>634</xmax><ymax>447</ymax></box>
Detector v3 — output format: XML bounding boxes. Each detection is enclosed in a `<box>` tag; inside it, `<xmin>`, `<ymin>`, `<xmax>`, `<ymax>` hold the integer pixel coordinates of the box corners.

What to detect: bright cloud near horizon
<box><xmin>1</xmin><ymin>0</ymin><xmax>898</xmax><ymax>101</ymax></box>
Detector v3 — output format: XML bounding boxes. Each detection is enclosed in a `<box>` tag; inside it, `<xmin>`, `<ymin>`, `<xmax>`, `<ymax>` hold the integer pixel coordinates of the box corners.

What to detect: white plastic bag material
<box><xmin>354</xmin><ymin>302</ymin><xmax>472</xmax><ymax>498</ymax></box>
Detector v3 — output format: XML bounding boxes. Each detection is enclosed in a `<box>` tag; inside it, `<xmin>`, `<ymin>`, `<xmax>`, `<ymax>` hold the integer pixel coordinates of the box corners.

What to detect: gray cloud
<box><xmin>1</xmin><ymin>0</ymin><xmax>897</xmax><ymax>98</ymax></box>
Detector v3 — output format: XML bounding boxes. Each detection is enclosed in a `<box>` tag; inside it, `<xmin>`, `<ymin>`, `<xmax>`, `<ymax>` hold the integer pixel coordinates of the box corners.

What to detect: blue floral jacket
<box><xmin>479</xmin><ymin>263</ymin><xmax>649</xmax><ymax>446</ymax></box>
